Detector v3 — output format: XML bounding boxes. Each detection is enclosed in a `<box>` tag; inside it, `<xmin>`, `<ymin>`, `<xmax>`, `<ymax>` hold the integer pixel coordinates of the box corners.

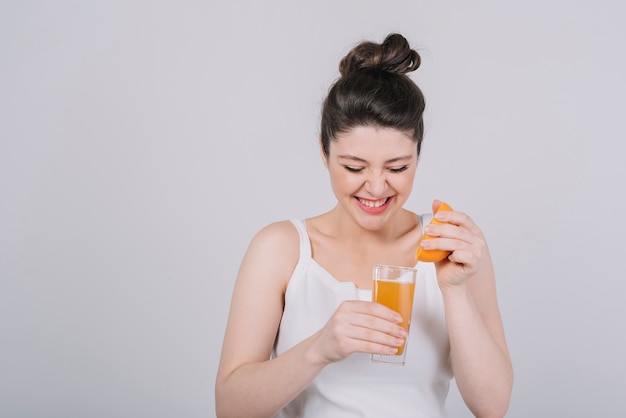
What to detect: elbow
<box><xmin>214</xmin><ymin>378</ymin><xmax>232</xmax><ymax>418</ymax></box>
<box><xmin>470</xmin><ymin>400</ymin><xmax>510</xmax><ymax>418</ymax></box>
<box><xmin>473</xmin><ymin>377</ymin><xmax>514</xmax><ymax>418</ymax></box>
<box><xmin>215</xmin><ymin>394</ymin><xmax>233</xmax><ymax>418</ymax></box>
<box><xmin>479</xmin><ymin>401</ymin><xmax>511</xmax><ymax>418</ymax></box>
<box><xmin>466</xmin><ymin>370</ymin><xmax>514</xmax><ymax>418</ymax></box>
<box><xmin>214</xmin><ymin>379</ymin><xmax>250</xmax><ymax>418</ymax></box>
<box><xmin>214</xmin><ymin>385</ymin><xmax>225</xmax><ymax>418</ymax></box>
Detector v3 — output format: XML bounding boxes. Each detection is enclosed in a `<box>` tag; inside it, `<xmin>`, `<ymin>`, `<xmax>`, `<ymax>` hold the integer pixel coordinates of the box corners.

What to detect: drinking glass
<box><xmin>371</xmin><ymin>264</ymin><xmax>417</xmax><ymax>365</ymax></box>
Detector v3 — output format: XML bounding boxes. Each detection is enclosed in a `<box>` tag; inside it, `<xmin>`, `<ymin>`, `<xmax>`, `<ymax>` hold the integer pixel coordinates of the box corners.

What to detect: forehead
<box><xmin>331</xmin><ymin>125</ymin><xmax>417</xmax><ymax>159</ymax></box>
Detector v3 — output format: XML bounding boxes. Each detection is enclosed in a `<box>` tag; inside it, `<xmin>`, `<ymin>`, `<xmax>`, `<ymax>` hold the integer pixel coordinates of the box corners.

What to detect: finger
<box><xmin>346</xmin><ymin>300</ymin><xmax>403</xmax><ymax>324</ymax></box>
<box><xmin>419</xmin><ymin>236</ymin><xmax>460</xmax><ymax>253</ymax></box>
<box><xmin>434</xmin><ymin>210</ymin><xmax>483</xmax><ymax>236</ymax></box>
<box><xmin>360</xmin><ymin>340</ymin><xmax>405</xmax><ymax>355</ymax></box>
<box><xmin>349</xmin><ymin>309</ymin><xmax>408</xmax><ymax>338</ymax></box>
<box><xmin>323</xmin><ymin>315</ymin><xmax>406</xmax><ymax>356</ymax></box>
<box><xmin>423</xmin><ymin>223</ymin><xmax>473</xmax><ymax>246</ymax></box>
<box><xmin>432</xmin><ymin>199</ymin><xmax>442</xmax><ymax>213</ymax></box>
<box><xmin>419</xmin><ymin>235</ymin><xmax>483</xmax><ymax>266</ymax></box>
<box><xmin>344</xmin><ymin>322</ymin><xmax>408</xmax><ymax>353</ymax></box>
<box><xmin>446</xmin><ymin>245</ymin><xmax>484</xmax><ymax>266</ymax></box>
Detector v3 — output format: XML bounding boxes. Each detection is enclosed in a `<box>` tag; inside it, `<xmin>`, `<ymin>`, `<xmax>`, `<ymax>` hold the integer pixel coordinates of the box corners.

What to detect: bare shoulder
<box><xmin>252</xmin><ymin>220</ymin><xmax>300</xmax><ymax>246</ymax></box>
<box><xmin>239</xmin><ymin>220</ymin><xmax>301</xmax><ymax>291</ymax></box>
<box><xmin>248</xmin><ymin>220</ymin><xmax>300</xmax><ymax>262</ymax></box>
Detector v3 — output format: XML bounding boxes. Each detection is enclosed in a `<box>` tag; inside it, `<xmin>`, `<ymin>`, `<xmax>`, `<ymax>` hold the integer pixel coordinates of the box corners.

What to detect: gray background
<box><xmin>1</xmin><ymin>1</ymin><xmax>625</xmax><ymax>417</ymax></box>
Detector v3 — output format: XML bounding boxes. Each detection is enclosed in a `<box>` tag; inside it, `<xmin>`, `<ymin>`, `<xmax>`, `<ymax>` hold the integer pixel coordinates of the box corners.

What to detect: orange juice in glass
<box><xmin>371</xmin><ymin>264</ymin><xmax>417</xmax><ymax>365</ymax></box>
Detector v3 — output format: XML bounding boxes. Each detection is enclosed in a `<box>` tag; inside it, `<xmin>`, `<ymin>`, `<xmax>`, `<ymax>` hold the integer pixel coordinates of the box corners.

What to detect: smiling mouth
<box><xmin>356</xmin><ymin>197</ymin><xmax>390</xmax><ymax>208</ymax></box>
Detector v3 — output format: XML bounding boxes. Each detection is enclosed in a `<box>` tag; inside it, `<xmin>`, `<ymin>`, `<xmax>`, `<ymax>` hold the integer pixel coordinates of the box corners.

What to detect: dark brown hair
<box><xmin>320</xmin><ymin>33</ymin><xmax>425</xmax><ymax>156</ymax></box>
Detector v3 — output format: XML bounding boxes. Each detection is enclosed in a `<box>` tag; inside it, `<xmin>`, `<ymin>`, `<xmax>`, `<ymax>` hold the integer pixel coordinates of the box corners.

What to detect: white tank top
<box><xmin>273</xmin><ymin>219</ymin><xmax>453</xmax><ymax>418</ymax></box>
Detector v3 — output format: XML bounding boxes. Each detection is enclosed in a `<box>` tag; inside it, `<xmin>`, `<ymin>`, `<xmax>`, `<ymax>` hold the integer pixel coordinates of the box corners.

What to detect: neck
<box><xmin>326</xmin><ymin>205</ymin><xmax>411</xmax><ymax>243</ymax></box>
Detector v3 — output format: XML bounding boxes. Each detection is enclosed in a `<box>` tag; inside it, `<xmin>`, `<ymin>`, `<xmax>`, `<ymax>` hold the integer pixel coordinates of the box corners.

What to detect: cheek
<box><xmin>391</xmin><ymin>172</ymin><xmax>417</xmax><ymax>192</ymax></box>
<box><xmin>329</xmin><ymin>169</ymin><xmax>358</xmax><ymax>194</ymax></box>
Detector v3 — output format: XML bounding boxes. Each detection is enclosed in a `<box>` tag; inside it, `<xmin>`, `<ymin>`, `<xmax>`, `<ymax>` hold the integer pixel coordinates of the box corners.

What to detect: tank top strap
<box><xmin>288</xmin><ymin>219</ymin><xmax>312</xmax><ymax>262</ymax></box>
<box><xmin>419</xmin><ymin>212</ymin><xmax>433</xmax><ymax>230</ymax></box>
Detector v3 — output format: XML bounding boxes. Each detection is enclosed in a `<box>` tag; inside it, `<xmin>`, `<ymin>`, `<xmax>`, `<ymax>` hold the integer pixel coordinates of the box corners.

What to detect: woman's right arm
<box><xmin>215</xmin><ymin>221</ymin><xmax>408</xmax><ymax>418</ymax></box>
<box><xmin>215</xmin><ymin>221</ymin><xmax>322</xmax><ymax>418</ymax></box>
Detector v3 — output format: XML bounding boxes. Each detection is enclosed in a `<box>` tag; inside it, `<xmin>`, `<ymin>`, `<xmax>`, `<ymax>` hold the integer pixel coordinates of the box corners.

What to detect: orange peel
<box><xmin>416</xmin><ymin>202</ymin><xmax>453</xmax><ymax>262</ymax></box>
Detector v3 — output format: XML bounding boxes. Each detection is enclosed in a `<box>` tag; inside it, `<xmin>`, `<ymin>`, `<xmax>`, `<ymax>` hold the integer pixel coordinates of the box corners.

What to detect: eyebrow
<box><xmin>336</xmin><ymin>154</ymin><xmax>414</xmax><ymax>164</ymax></box>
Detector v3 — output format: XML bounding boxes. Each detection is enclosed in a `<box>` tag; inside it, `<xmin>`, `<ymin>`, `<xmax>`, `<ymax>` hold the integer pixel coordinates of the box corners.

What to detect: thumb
<box><xmin>432</xmin><ymin>199</ymin><xmax>442</xmax><ymax>213</ymax></box>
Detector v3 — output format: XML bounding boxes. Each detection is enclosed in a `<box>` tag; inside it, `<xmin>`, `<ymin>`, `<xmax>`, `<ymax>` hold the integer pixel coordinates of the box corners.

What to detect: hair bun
<box><xmin>339</xmin><ymin>33</ymin><xmax>421</xmax><ymax>77</ymax></box>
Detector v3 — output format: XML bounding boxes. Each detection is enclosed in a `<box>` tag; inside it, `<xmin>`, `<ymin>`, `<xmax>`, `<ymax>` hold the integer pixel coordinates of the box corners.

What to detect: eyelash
<box><xmin>343</xmin><ymin>166</ymin><xmax>409</xmax><ymax>173</ymax></box>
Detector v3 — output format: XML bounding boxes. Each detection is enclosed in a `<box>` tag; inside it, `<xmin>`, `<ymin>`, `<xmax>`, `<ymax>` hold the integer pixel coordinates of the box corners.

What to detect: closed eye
<box><xmin>389</xmin><ymin>166</ymin><xmax>409</xmax><ymax>173</ymax></box>
<box><xmin>344</xmin><ymin>166</ymin><xmax>364</xmax><ymax>173</ymax></box>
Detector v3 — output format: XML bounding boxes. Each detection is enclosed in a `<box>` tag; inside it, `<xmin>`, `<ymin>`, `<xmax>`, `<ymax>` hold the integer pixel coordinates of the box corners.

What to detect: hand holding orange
<box><xmin>415</xmin><ymin>202</ymin><xmax>453</xmax><ymax>262</ymax></box>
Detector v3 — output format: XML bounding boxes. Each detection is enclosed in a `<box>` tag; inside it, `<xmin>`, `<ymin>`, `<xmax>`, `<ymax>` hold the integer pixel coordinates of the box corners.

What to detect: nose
<box><xmin>365</xmin><ymin>171</ymin><xmax>388</xmax><ymax>197</ymax></box>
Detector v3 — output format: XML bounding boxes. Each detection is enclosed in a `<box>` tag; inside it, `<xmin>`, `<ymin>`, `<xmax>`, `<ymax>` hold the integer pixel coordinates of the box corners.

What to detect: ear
<box><xmin>319</xmin><ymin>138</ymin><xmax>329</xmax><ymax>169</ymax></box>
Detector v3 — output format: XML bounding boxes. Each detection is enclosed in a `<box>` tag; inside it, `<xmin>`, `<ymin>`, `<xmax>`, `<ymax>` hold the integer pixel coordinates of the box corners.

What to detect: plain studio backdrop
<box><xmin>1</xmin><ymin>1</ymin><xmax>625</xmax><ymax>417</ymax></box>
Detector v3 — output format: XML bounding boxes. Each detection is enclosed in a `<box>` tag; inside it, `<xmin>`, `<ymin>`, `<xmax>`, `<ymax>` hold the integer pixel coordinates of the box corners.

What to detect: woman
<box><xmin>215</xmin><ymin>33</ymin><xmax>513</xmax><ymax>418</ymax></box>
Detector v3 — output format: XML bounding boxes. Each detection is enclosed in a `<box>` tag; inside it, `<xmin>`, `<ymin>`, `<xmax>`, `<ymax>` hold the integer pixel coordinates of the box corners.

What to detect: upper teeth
<box><xmin>358</xmin><ymin>197</ymin><xmax>388</xmax><ymax>208</ymax></box>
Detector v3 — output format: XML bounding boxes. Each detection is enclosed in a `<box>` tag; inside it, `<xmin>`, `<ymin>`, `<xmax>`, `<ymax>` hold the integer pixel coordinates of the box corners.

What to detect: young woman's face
<box><xmin>323</xmin><ymin>125</ymin><xmax>418</xmax><ymax>231</ymax></box>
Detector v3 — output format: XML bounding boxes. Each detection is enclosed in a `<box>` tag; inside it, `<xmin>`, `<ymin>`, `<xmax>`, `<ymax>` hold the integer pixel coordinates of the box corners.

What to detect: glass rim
<box><xmin>372</xmin><ymin>263</ymin><xmax>417</xmax><ymax>272</ymax></box>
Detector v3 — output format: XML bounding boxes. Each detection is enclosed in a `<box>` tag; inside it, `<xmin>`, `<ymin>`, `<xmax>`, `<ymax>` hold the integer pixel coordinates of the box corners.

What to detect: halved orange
<box><xmin>416</xmin><ymin>202</ymin><xmax>453</xmax><ymax>262</ymax></box>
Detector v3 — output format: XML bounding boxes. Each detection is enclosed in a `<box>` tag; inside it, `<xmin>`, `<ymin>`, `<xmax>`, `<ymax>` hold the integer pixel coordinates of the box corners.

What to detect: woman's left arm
<box><xmin>418</xmin><ymin>202</ymin><xmax>514</xmax><ymax>418</ymax></box>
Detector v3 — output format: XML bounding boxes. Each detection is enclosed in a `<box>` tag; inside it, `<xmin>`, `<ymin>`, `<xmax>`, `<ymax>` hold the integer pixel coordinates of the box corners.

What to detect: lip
<box><xmin>354</xmin><ymin>196</ymin><xmax>394</xmax><ymax>214</ymax></box>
